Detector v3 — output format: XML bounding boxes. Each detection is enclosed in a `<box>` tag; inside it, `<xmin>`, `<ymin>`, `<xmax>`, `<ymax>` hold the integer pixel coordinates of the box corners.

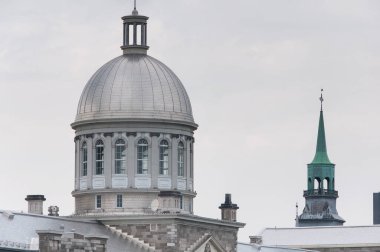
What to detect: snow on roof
<box><xmin>0</xmin><ymin>210</ymin><xmax>128</xmax><ymax>251</ymax></box>
<box><xmin>238</xmin><ymin>242</ymin><xmax>315</xmax><ymax>252</ymax></box>
<box><xmin>261</xmin><ymin>225</ymin><xmax>380</xmax><ymax>248</ymax></box>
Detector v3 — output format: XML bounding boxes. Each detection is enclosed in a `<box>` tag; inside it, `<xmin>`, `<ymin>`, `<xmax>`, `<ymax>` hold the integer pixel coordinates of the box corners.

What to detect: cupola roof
<box><xmin>72</xmin><ymin>5</ymin><xmax>196</xmax><ymax>129</ymax></box>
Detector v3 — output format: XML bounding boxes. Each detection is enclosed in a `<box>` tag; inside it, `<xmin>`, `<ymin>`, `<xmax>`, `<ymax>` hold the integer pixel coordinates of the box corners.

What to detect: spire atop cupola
<box><xmin>121</xmin><ymin>1</ymin><xmax>149</xmax><ymax>55</ymax></box>
<box><xmin>132</xmin><ymin>0</ymin><xmax>138</xmax><ymax>15</ymax></box>
<box><xmin>311</xmin><ymin>89</ymin><xmax>332</xmax><ymax>164</ymax></box>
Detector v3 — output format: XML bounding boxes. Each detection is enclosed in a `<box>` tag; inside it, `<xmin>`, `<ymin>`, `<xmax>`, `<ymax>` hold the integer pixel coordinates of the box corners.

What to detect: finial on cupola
<box><xmin>132</xmin><ymin>0</ymin><xmax>138</xmax><ymax>15</ymax></box>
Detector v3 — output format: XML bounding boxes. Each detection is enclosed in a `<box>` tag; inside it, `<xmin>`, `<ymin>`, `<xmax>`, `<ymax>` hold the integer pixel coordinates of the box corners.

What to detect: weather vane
<box><xmin>319</xmin><ymin>89</ymin><xmax>324</xmax><ymax>111</ymax></box>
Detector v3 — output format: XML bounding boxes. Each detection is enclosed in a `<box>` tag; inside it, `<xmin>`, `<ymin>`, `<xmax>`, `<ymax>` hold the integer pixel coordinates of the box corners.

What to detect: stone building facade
<box><xmin>66</xmin><ymin>4</ymin><xmax>245</xmax><ymax>252</ymax></box>
<box><xmin>37</xmin><ymin>231</ymin><xmax>107</xmax><ymax>252</ymax></box>
<box><xmin>101</xmin><ymin>214</ymin><xmax>242</xmax><ymax>252</ymax></box>
<box><xmin>0</xmin><ymin>4</ymin><xmax>245</xmax><ymax>252</ymax></box>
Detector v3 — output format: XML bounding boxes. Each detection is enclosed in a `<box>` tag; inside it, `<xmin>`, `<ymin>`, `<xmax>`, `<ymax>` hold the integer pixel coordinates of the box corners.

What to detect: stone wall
<box><xmin>75</xmin><ymin>191</ymin><xmax>194</xmax><ymax>215</ymax></box>
<box><xmin>176</xmin><ymin>221</ymin><xmax>238</xmax><ymax>252</ymax></box>
<box><xmin>107</xmin><ymin>217</ymin><xmax>240</xmax><ymax>252</ymax></box>
<box><xmin>37</xmin><ymin>231</ymin><xmax>107</xmax><ymax>252</ymax></box>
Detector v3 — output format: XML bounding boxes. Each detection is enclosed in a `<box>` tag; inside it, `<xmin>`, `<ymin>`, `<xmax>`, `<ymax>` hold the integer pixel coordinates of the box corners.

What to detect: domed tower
<box><xmin>71</xmin><ymin>6</ymin><xmax>197</xmax><ymax>216</ymax></box>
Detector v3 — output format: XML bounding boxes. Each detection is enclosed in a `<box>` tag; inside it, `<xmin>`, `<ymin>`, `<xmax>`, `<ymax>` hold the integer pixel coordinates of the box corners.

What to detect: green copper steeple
<box><xmin>311</xmin><ymin>91</ymin><xmax>332</xmax><ymax>164</ymax></box>
<box><xmin>298</xmin><ymin>90</ymin><xmax>345</xmax><ymax>227</ymax></box>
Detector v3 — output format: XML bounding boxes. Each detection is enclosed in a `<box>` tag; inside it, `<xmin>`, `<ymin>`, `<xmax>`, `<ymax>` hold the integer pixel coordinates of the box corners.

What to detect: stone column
<box><xmin>127</xmin><ymin>133</ymin><xmax>136</xmax><ymax>188</ymax></box>
<box><xmin>171</xmin><ymin>138</ymin><xmax>178</xmax><ymax>189</ymax></box>
<box><xmin>124</xmin><ymin>23</ymin><xmax>128</xmax><ymax>45</ymax></box>
<box><xmin>145</xmin><ymin>23</ymin><xmax>147</xmax><ymax>45</ymax></box>
<box><xmin>87</xmin><ymin>135</ymin><xmax>94</xmax><ymax>189</ymax></box>
<box><xmin>141</xmin><ymin>24</ymin><xmax>145</xmax><ymax>45</ymax></box>
<box><xmin>133</xmin><ymin>23</ymin><xmax>137</xmax><ymax>45</ymax></box>
<box><xmin>190</xmin><ymin>140</ymin><xmax>194</xmax><ymax>191</ymax></box>
<box><xmin>74</xmin><ymin>137</ymin><xmax>80</xmax><ymax>190</ymax></box>
<box><xmin>186</xmin><ymin>140</ymin><xmax>191</xmax><ymax>191</ymax></box>
<box><xmin>104</xmin><ymin>133</ymin><xmax>113</xmax><ymax>188</ymax></box>
<box><xmin>151</xmin><ymin>134</ymin><xmax>159</xmax><ymax>188</ymax></box>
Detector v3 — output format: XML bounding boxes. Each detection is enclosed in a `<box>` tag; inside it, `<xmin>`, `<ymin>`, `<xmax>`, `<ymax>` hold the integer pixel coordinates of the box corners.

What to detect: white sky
<box><xmin>1</xmin><ymin>0</ymin><xmax>380</xmax><ymax>243</ymax></box>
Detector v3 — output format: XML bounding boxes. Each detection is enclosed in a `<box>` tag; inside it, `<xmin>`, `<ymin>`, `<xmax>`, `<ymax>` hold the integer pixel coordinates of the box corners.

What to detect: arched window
<box><xmin>95</xmin><ymin>140</ymin><xmax>104</xmax><ymax>175</ymax></box>
<box><xmin>177</xmin><ymin>142</ymin><xmax>185</xmax><ymax>177</ymax></box>
<box><xmin>115</xmin><ymin>139</ymin><xmax>126</xmax><ymax>174</ymax></box>
<box><xmin>81</xmin><ymin>142</ymin><xmax>88</xmax><ymax>176</ymax></box>
<box><xmin>323</xmin><ymin>178</ymin><xmax>329</xmax><ymax>191</ymax></box>
<box><xmin>137</xmin><ymin>139</ymin><xmax>148</xmax><ymax>174</ymax></box>
<box><xmin>159</xmin><ymin>140</ymin><xmax>169</xmax><ymax>175</ymax></box>
<box><xmin>314</xmin><ymin>178</ymin><xmax>321</xmax><ymax>190</ymax></box>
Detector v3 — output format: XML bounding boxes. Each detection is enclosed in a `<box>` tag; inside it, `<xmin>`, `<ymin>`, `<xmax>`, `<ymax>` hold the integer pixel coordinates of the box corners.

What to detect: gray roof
<box><xmin>73</xmin><ymin>54</ymin><xmax>196</xmax><ymax>127</ymax></box>
<box><xmin>0</xmin><ymin>211</ymin><xmax>137</xmax><ymax>252</ymax></box>
<box><xmin>260</xmin><ymin>225</ymin><xmax>380</xmax><ymax>248</ymax></box>
<box><xmin>237</xmin><ymin>243</ymin><xmax>315</xmax><ymax>252</ymax></box>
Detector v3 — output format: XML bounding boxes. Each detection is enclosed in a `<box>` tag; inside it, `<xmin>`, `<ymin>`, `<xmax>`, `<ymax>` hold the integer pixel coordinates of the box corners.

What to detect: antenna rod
<box><xmin>319</xmin><ymin>89</ymin><xmax>324</xmax><ymax>111</ymax></box>
<box><xmin>134</xmin><ymin>0</ymin><xmax>136</xmax><ymax>9</ymax></box>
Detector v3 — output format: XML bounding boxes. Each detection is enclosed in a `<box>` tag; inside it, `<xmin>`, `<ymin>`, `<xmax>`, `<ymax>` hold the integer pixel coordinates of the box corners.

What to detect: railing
<box><xmin>303</xmin><ymin>189</ymin><xmax>338</xmax><ymax>197</ymax></box>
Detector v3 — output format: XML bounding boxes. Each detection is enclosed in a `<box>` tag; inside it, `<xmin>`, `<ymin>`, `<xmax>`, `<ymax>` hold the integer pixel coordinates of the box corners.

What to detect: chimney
<box><xmin>219</xmin><ymin>193</ymin><xmax>239</xmax><ymax>222</ymax></box>
<box><xmin>48</xmin><ymin>206</ymin><xmax>60</xmax><ymax>216</ymax></box>
<box><xmin>25</xmin><ymin>195</ymin><xmax>46</xmax><ymax>215</ymax></box>
<box><xmin>249</xmin><ymin>236</ymin><xmax>262</xmax><ymax>245</ymax></box>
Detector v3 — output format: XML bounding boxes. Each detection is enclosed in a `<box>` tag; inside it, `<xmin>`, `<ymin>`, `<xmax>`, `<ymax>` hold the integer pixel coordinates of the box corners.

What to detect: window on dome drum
<box><xmin>95</xmin><ymin>140</ymin><xmax>104</xmax><ymax>175</ymax></box>
<box><xmin>96</xmin><ymin>195</ymin><xmax>102</xmax><ymax>209</ymax></box>
<box><xmin>115</xmin><ymin>139</ymin><xmax>126</xmax><ymax>174</ymax></box>
<box><xmin>137</xmin><ymin>139</ymin><xmax>148</xmax><ymax>174</ymax></box>
<box><xmin>159</xmin><ymin>140</ymin><xmax>169</xmax><ymax>175</ymax></box>
<box><xmin>177</xmin><ymin>142</ymin><xmax>185</xmax><ymax>177</ymax></box>
<box><xmin>81</xmin><ymin>142</ymin><xmax>88</xmax><ymax>177</ymax></box>
<box><xmin>116</xmin><ymin>194</ymin><xmax>123</xmax><ymax>208</ymax></box>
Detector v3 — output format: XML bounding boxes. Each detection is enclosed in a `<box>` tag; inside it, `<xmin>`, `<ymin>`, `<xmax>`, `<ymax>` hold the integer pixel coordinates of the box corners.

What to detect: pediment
<box><xmin>193</xmin><ymin>236</ymin><xmax>227</xmax><ymax>252</ymax></box>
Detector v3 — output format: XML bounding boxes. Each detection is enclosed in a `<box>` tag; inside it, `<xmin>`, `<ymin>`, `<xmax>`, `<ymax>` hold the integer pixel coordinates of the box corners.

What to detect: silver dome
<box><xmin>74</xmin><ymin>54</ymin><xmax>196</xmax><ymax>127</ymax></box>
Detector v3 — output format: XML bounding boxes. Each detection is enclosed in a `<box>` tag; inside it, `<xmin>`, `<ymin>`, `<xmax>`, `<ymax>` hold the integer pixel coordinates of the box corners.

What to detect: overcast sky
<box><xmin>1</xmin><ymin>0</ymin><xmax>380</xmax><ymax>242</ymax></box>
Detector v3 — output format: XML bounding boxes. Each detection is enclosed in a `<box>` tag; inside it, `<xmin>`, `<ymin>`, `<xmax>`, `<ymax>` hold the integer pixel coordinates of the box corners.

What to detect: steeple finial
<box><xmin>311</xmin><ymin>90</ymin><xmax>332</xmax><ymax>164</ymax></box>
<box><xmin>319</xmin><ymin>89</ymin><xmax>324</xmax><ymax>111</ymax></box>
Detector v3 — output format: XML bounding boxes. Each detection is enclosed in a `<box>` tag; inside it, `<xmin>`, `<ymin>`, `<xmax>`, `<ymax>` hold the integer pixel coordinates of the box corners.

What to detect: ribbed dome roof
<box><xmin>74</xmin><ymin>54</ymin><xmax>196</xmax><ymax>127</ymax></box>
